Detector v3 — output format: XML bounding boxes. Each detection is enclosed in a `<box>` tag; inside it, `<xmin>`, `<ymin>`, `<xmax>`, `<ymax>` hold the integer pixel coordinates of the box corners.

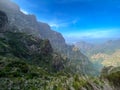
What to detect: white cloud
<box><xmin>49</xmin><ymin>23</ymin><xmax>59</xmax><ymax>28</ymax></box>
<box><xmin>20</xmin><ymin>9</ymin><xmax>29</xmax><ymax>15</ymax></box>
<box><xmin>49</xmin><ymin>22</ymin><xmax>71</xmax><ymax>28</ymax></box>
<box><xmin>72</xmin><ymin>18</ymin><xmax>80</xmax><ymax>24</ymax></box>
<box><xmin>48</xmin><ymin>18</ymin><xmax>79</xmax><ymax>28</ymax></box>
<box><xmin>47</xmin><ymin>21</ymin><xmax>69</xmax><ymax>28</ymax></box>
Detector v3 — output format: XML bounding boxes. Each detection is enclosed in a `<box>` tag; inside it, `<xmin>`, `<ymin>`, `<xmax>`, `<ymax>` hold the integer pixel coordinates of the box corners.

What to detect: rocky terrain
<box><xmin>0</xmin><ymin>0</ymin><xmax>120</xmax><ymax>90</ymax></box>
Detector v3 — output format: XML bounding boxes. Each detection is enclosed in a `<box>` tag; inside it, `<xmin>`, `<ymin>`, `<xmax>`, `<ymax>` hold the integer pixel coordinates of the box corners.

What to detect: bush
<box><xmin>106</xmin><ymin>71</ymin><xmax>120</xmax><ymax>86</ymax></box>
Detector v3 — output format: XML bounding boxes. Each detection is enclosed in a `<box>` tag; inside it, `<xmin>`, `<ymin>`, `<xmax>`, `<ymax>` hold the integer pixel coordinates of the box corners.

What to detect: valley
<box><xmin>75</xmin><ymin>40</ymin><xmax>120</xmax><ymax>68</ymax></box>
<box><xmin>0</xmin><ymin>0</ymin><xmax>120</xmax><ymax>90</ymax></box>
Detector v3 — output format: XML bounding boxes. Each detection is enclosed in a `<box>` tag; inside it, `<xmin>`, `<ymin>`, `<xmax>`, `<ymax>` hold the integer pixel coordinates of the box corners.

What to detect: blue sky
<box><xmin>11</xmin><ymin>0</ymin><xmax>120</xmax><ymax>43</ymax></box>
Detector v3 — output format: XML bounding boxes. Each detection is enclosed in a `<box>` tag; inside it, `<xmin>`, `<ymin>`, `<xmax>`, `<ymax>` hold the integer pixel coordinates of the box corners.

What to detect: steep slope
<box><xmin>0</xmin><ymin>1</ymin><xmax>120</xmax><ymax>90</ymax></box>
<box><xmin>0</xmin><ymin>31</ymin><xmax>65</xmax><ymax>72</ymax></box>
<box><xmin>0</xmin><ymin>0</ymin><xmax>67</xmax><ymax>51</ymax></box>
<box><xmin>101</xmin><ymin>66</ymin><xmax>120</xmax><ymax>90</ymax></box>
<box><xmin>0</xmin><ymin>55</ymin><xmax>115</xmax><ymax>90</ymax></box>
<box><xmin>0</xmin><ymin>31</ymin><xmax>116</xmax><ymax>89</ymax></box>
<box><xmin>0</xmin><ymin>12</ymin><xmax>64</xmax><ymax>72</ymax></box>
<box><xmin>0</xmin><ymin>0</ymin><xmax>96</xmax><ymax>75</ymax></box>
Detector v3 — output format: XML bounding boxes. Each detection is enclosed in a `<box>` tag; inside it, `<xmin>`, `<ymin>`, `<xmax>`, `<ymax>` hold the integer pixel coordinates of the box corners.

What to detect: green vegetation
<box><xmin>0</xmin><ymin>30</ymin><xmax>109</xmax><ymax>90</ymax></box>
<box><xmin>106</xmin><ymin>71</ymin><xmax>120</xmax><ymax>86</ymax></box>
<box><xmin>0</xmin><ymin>56</ymin><xmax>106</xmax><ymax>90</ymax></box>
<box><xmin>0</xmin><ymin>10</ymin><xmax>118</xmax><ymax>89</ymax></box>
<box><xmin>101</xmin><ymin>66</ymin><xmax>120</xmax><ymax>88</ymax></box>
<box><xmin>0</xmin><ymin>8</ymin><xmax>119</xmax><ymax>90</ymax></box>
<box><xmin>0</xmin><ymin>31</ymin><xmax>63</xmax><ymax>72</ymax></box>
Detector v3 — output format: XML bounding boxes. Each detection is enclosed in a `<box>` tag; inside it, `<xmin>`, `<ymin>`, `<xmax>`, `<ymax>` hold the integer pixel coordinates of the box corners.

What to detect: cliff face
<box><xmin>38</xmin><ymin>22</ymin><xmax>67</xmax><ymax>52</ymax></box>
<box><xmin>0</xmin><ymin>9</ymin><xmax>64</xmax><ymax>72</ymax></box>
<box><xmin>0</xmin><ymin>0</ymin><xmax>96</xmax><ymax>75</ymax></box>
<box><xmin>0</xmin><ymin>0</ymin><xmax>67</xmax><ymax>51</ymax></box>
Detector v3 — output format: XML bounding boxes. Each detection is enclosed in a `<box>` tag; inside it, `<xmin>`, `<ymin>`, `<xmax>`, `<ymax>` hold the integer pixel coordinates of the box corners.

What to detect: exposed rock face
<box><xmin>0</xmin><ymin>11</ymin><xmax>7</xmax><ymax>27</ymax></box>
<box><xmin>0</xmin><ymin>30</ymin><xmax>66</xmax><ymax>72</ymax></box>
<box><xmin>38</xmin><ymin>22</ymin><xmax>67</xmax><ymax>52</ymax></box>
<box><xmin>0</xmin><ymin>0</ymin><xmax>40</xmax><ymax>37</ymax></box>
<box><xmin>0</xmin><ymin>10</ymin><xmax>8</xmax><ymax>31</ymax></box>
<box><xmin>0</xmin><ymin>0</ymin><xmax>96</xmax><ymax>75</ymax></box>
<box><xmin>0</xmin><ymin>0</ymin><xmax>67</xmax><ymax>51</ymax></box>
<box><xmin>52</xmin><ymin>53</ymin><xmax>64</xmax><ymax>71</ymax></box>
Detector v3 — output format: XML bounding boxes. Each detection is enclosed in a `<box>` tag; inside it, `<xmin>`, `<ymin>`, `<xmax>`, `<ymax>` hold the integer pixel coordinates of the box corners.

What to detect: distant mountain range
<box><xmin>75</xmin><ymin>39</ymin><xmax>120</xmax><ymax>69</ymax></box>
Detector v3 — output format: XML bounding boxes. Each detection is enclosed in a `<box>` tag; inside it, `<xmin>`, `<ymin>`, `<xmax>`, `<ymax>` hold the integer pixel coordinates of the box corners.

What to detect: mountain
<box><xmin>0</xmin><ymin>30</ymin><xmax>66</xmax><ymax>72</ymax></box>
<box><xmin>0</xmin><ymin>0</ymin><xmax>96</xmax><ymax>75</ymax></box>
<box><xmin>0</xmin><ymin>0</ymin><xmax>120</xmax><ymax>89</ymax></box>
<box><xmin>75</xmin><ymin>40</ymin><xmax>120</xmax><ymax>70</ymax></box>
<box><xmin>0</xmin><ymin>9</ymin><xmax>112</xmax><ymax>90</ymax></box>
<box><xmin>75</xmin><ymin>41</ymin><xmax>94</xmax><ymax>55</ymax></box>
<box><xmin>0</xmin><ymin>0</ymin><xmax>67</xmax><ymax>52</ymax></box>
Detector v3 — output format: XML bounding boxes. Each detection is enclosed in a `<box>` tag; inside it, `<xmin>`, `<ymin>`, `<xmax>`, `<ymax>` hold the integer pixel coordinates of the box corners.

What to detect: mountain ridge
<box><xmin>75</xmin><ymin>39</ymin><xmax>120</xmax><ymax>69</ymax></box>
<box><xmin>0</xmin><ymin>0</ymin><xmax>120</xmax><ymax>89</ymax></box>
<box><xmin>0</xmin><ymin>0</ymin><xmax>96</xmax><ymax>75</ymax></box>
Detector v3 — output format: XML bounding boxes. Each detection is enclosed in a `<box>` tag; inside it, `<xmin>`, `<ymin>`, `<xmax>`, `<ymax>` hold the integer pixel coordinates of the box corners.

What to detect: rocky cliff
<box><xmin>0</xmin><ymin>0</ymin><xmax>67</xmax><ymax>51</ymax></box>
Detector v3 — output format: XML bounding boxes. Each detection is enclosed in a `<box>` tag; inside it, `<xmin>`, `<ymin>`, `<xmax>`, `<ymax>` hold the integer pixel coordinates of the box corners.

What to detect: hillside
<box><xmin>0</xmin><ymin>0</ymin><xmax>120</xmax><ymax>89</ymax></box>
<box><xmin>1</xmin><ymin>55</ymin><xmax>119</xmax><ymax>90</ymax></box>
<box><xmin>0</xmin><ymin>31</ymin><xmax>118</xmax><ymax>89</ymax></box>
<box><xmin>0</xmin><ymin>8</ymin><xmax>115</xmax><ymax>90</ymax></box>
